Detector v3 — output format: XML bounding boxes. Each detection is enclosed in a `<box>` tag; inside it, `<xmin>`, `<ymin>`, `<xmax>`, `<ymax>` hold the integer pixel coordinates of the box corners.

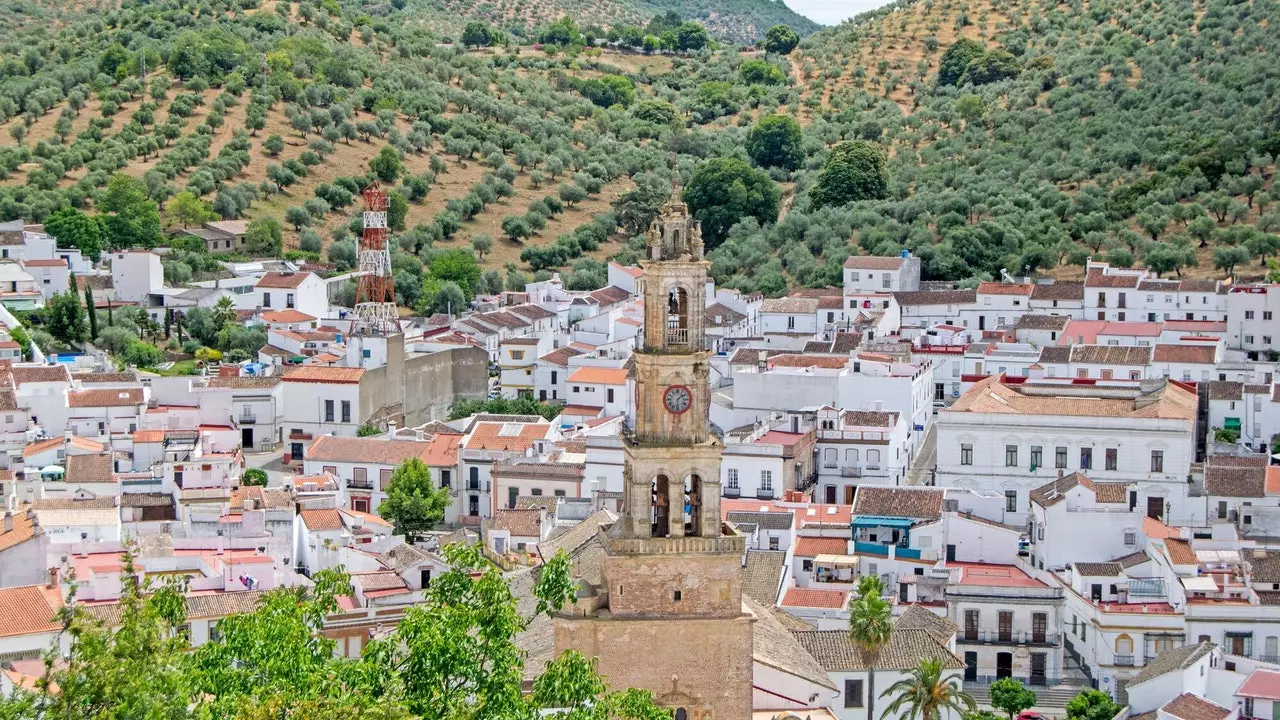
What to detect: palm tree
<box><xmin>211</xmin><ymin>296</ymin><xmax>237</xmax><ymax>333</ymax></box>
<box><xmin>849</xmin><ymin>575</ymin><xmax>893</xmax><ymax>720</ymax></box>
<box><xmin>879</xmin><ymin>657</ymin><xmax>976</xmax><ymax>720</ymax></box>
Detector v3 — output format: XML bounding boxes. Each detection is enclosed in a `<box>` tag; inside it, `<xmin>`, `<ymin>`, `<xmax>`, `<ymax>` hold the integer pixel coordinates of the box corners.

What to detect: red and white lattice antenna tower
<box><xmin>351</xmin><ymin>181</ymin><xmax>397</xmax><ymax>336</ymax></box>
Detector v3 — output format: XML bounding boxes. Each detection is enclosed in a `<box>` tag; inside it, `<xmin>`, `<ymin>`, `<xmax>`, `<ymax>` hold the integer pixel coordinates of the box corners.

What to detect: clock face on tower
<box><xmin>663</xmin><ymin>385</ymin><xmax>692</xmax><ymax>415</ymax></box>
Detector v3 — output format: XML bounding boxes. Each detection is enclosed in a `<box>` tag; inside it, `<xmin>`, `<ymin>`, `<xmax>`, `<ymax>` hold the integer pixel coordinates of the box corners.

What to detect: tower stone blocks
<box><xmin>552</xmin><ymin>187</ymin><xmax>753</xmax><ymax>720</ymax></box>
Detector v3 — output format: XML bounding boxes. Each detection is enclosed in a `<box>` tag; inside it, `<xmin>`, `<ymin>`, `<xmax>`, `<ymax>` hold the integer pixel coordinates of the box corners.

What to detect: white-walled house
<box><xmin>936</xmin><ymin>377</ymin><xmax>1200</xmax><ymax>527</ymax></box>
<box><xmin>280</xmin><ymin>366</ymin><xmax>365</xmax><ymax>462</ymax></box>
<box><xmin>1028</xmin><ymin>472</ymin><xmax>1145</xmax><ymax>572</ymax></box>
<box><xmin>248</xmin><ymin>271</ymin><xmax>329</xmax><ymax>320</ymax></box>
<box><xmin>843</xmin><ymin>254</ymin><xmax>922</xmax><ymax>295</ymax></box>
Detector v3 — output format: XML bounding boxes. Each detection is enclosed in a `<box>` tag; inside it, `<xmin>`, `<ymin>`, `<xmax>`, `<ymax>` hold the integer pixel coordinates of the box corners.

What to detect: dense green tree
<box><xmin>44</xmin><ymin>207</ymin><xmax>105</xmax><ymax>261</ymax></box>
<box><xmin>763</xmin><ymin>25</ymin><xmax>799</xmax><ymax>54</ymax></box>
<box><xmin>684</xmin><ymin>158</ymin><xmax>780</xmax><ymax>250</ymax></box>
<box><xmin>166</xmin><ymin>191</ymin><xmax>218</xmax><ymax>228</ymax></box>
<box><xmin>962</xmin><ymin>49</ymin><xmax>1020</xmax><ymax>85</ymax></box>
<box><xmin>989</xmin><ymin>678</ymin><xmax>1037</xmax><ymax>720</ymax></box>
<box><xmin>377</xmin><ymin>458</ymin><xmax>451</xmax><ymax>540</ymax></box>
<box><xmin>45</xmin><ymin>291</ymin><xmax>88</xmax><ymax>345</ymax></box>
<box><xmin>938</xmin><ymin>38</ymin><xmax>986</xmax><ymax>85</ymax></box>
<box><xmin>471</xmin><ymin>234</ymin><xmax>493</xmax><ymax>261</ymax></box>
<box><xmin>461</xmin><ymin>21</ymin><xmax>494</xmax><ymax>48</ymax></box>
<box><xmin>369</xmin><ymin>146</ymin><xmax>403</xmax><ymax>183</ymax></box>
<box><xmin>244</xmin><ymin>217</ymin><xmax>284</xmax><ymax>256</ymax></box>
<box><xmin>739</xmin><ymin>59</ymin><xmax>786</xmax><ymax>85</ymax></box>
<box><xmin>1066</xmin><ymin>690</ymin><xmax>1122</xmax><ymax>720</ymax></box>
<box><xmin>429</xmin><ymin>249</ymin><xmax>482</xmax><ymax>298</ymax></box>
<box><xmin>631</xmin><ymin>100</ymin><xmax>680</xmax><ymax>126</ymax></box>
<box><xmin>811</xmin><ymin>141</ymin><xmax>890</xmax><ymax>208</ymax></box>
<box><xmin>675</xmin><ymin>22</ymin><xmax>709</xmax><ymax>52</ymax></box>
<box><xmin>99</xmin><ymin>174</ymin><xmax>163</xmax><ymax>249</ymax></box>
<box><xmin>746</xmin><ymin>115</ymin><xmax>804</xmax><ymax>170</ymax></box>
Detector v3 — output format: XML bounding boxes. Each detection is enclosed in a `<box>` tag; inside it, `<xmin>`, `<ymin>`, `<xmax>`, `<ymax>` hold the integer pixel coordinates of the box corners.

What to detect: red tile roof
<box><xmin>67</xmin><ymin>388</ymin><xmax>143</xmax><ymax>408</ymax></box>
<box><xmin>0</xmin><ymin>585</ymin><xmax>61</xmax><ymax>638</ymax></box>
<box><xmin>465</xmin><ymin>422</ymin><xmax>551</xmax><ymax>452</ymax></box>
<box><xmin>781</xmin><ymin>587</ymin><xmax>849</xmax><ymax>609</ymax></box>
<box><xmin>306</xmin><ymin>435</ymin><xmax>437</xmax><ymax>465</ymax></box>
<box><xmin>977</xmin><ymin>282</ymin><xmax>1034</xmax><ymax>296</ymax></box>
<box><xmin>282</xmin><ymin>366</ymin><xmax>364</xmax><ymax>384</ymax></box>
<box><xmin>299</xmin><ymin>509</ymin><xmax>343</xmax><ymax>531</ymax></box>
<box><xmin>1237</xmin><ymin>669</ymin><xmax>1280</xmax><ymax>701</ymax></box>
<box><xmin>793</xmin><ymin>537</ymin><xmax>850</xmax><ymax>556</ymax></box>
<box><xmin>567</xmin><ymin>367</ymin><xmax>629</xmax><ymax>385</ymax></box>
<box><xmin>1153</xmin><ymin>344</ymin><xmax>1217</xmax><ymax>364</ymax></box>
<box><xmin>261</xmin><ymin>309</ymin><xmax>316</xmax><ymax>323</ymax></box>
<box><xmin>255</xmin><ymin>272</ymin><xmax>314</xmax><ymax>289</ymax></box>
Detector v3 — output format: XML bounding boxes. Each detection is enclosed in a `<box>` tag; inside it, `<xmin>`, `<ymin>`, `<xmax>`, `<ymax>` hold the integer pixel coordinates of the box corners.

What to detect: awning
<box><xmin>814</xmin><ymin>554</ymin><xmax>859</xmax><ymax>566</ymax></box>
<box><xmin>1224</xmin><ymin>417</ymin><xmax>1241</xmax><ymax>430</ymax></box>
<box><xmin>1181</xmin><ymin>576</ymin><xmax>1218</xmax><ymax>592</ymax></box>
<box><xmin>853</xmin><ymin>515</ymin><xmax>914</xmax><ymax>528</ymax></box>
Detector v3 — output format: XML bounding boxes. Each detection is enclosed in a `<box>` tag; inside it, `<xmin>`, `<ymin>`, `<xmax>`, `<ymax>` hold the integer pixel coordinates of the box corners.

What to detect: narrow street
<box><xmin>906</xmin><ymin>423</ymin><xmax>936</xmax><ymax>486</ymax></box>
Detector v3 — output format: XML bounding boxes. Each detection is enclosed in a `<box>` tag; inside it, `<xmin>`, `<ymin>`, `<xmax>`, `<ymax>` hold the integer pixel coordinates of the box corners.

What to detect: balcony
<box><xmin>347</xmin><ymin>477</ymin><xmax>374</xmax><ymax>490</ymax></box>
<box><xmin>959</xmin><ymin>630</ymin><xmax>1060</xmax><ymax>646</ymax></box>
<box><xmin>468</xmin><ymin>479</ymin><xmax>481</xmax><ymax>492</ymax></box>
<box><xmin>665</xmin><ymin>327</ymin><xmax>690</xmax><ymax>346</ymax></box>
<box><xmin>841</xmin><ymin>466</ymin><xmax>862</xmax><ymax>478</ymax></box>
<box><xmin>238</xmin><ymin>413</ymin><xmax>257</xmax><ymax>425</ymax></box>
<box><xmin>756</xmin><ymin>489</ymin><xmax>776</xmax><ymax>500</ymax></box>
<box><xmin>1114</xmin><ymin>655</ymin><xmax>1134</xmax><ymax>667</ymax></box>
<box><xmin>289</xmin><ymin>430</ymin><xmax>313</xmax><ymax>440</ymax></box>
<box><xmin>723</xmin><ymin>487</ymin><xmax>741</xmax><ymax>498</ymax></box>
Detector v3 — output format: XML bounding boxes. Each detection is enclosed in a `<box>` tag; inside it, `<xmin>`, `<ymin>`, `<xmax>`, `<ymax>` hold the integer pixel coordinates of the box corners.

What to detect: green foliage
<box><xmin>449</xmin><ymin>396</ymin><xmax>563</xmax><ymax>421</ymax></box>
<box><xmin>428</xmin><ymin>249</ymin><xmax>482</xmax><ymax>299</ymax></box>
<box><xmin>369</xmin><ymin>146</ymin><xmax>403</xmax><ymax>183</ymax></box>
<box><xmin>675</xmin><ymin>21</ymin><xmax>709</xmax><ymax>52</ymax></box>
<box><xmin>746</xmin><ymin>115</ymin><xmax>804</xmax><ymax>171</ymax></box>
<box><xmin>357</xmin><ymin>424</ymin><xmax>382</xmax><ymax>437</ymax></box>
<box><xmin>1214</xmin><ymin>427</ymin><xmax>1240</xmax><ymax>443</ymax></box>
<box><xmin>44</xmin><ymin>291</ymin><xmax>88</xmax><ymax>345</ymax></box>
<box><xmin>938</xmin><ymin>38</ymin><xmax>986</xmax><ymax>86</ymax></box>
<box><xmin>881</xmin><ymin>659</ymin><xmax>977</xmax><ymax>720</ymax></box>
<box><xmin>848</xmin><ymin>574</ymin><xmax>894</xmax><ymax>720</ymax></box>
<box><xmin>739</xmin><ymin>59</ymin><xmax>786</xmax><ymax>85</ymax></box>
<box><xmin>811</xmin><ymin>141</ymin><xmax>889</xmax><ymax>209</ymax></box>
<box><xmin>461</xmin><ymin>21</ymin><xmax>495</xmax><ymax>48</ymax></box>
<box><xmin>165</xmin><ymin>191</ymin><xmax>218</xmax><ymax>229</ymax></box>
<box><xmin>44</xmin><ymin>208</ymin><xmax>105</xmax><ymax>262</ymax></box>
<box><xmin>99</xmin><ymin>174</ymin><xmax>163</xmax><ymax>249</ymax></box>
<box><xmin>989</xmin><ymin>678</ymin><xmax>1037</xmax><ymax>720</ymax></box>
<box><xmin>683</xmin><ymin>158</ymin><xmax>780</xmax><ymax>250</ymax></box>
<box><xmin>1066</xmin><ymin>690</ymin><xmax>1123</xmax><ymax>720</ymax></box>
<box><xmin>962</xmin><ymin>49</ymin><xmax>1021</xmax><ymax>85</ymax></box>
<box><xmin>242</xmin><ymin>468</ymin><xmax>269</xmax><ymax>486</ymax></box>
<box><xmin>573</xmin><ymin>75</ymin><xmax>635</xmax><ymax>108</ymax></box>
<box><xmin>244</xmin><ymin>217</ymin><xmax>284</xmax><ymax>256</ymax></box>
<box><xmin>631</xmin><ymin>100</ymin><xmax>680</xmax><ymax>127</ymax></box>
<box><xmin>763</xmin><ymin>25</ymin><xmax>799</xmax><ymax>54</ymax></box>
<box><xmin>377</xmin><ymin>458</ymin><xmax>451</xmax><ymax>541</ymax></box>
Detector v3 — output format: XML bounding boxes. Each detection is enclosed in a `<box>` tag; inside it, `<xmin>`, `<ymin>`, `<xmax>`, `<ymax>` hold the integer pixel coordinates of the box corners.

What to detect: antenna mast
<box><xmin>351</xmin><ymin>181</ymin><xmax>397</xmax><ymax>336</ymax></box>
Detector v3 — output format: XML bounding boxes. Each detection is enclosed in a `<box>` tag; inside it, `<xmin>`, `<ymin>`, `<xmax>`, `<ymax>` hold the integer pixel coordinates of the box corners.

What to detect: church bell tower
<box><xmin>552</xmin><ymin>187</ymin><xmax>753</xmax><ymax>720</ymax></box>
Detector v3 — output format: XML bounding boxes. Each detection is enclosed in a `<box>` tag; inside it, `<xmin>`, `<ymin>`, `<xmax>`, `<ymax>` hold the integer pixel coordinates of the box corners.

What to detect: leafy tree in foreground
<box><xmin>811</xmin><ymin>141</ymin><xmax>889</xmax><ymax>209</ymax></box>
<box><xmin>989</xmin><ymin>677</ymin><xmax>1037</xmax><ymax>720</ymax></box>
<box><xmin>849</xmin><ymin>575</ymin><xmax>893</xmax><ymax>720</ymax></box>
<box><xmin>165</xmin><ymin>191</ymin><xmax>218</xmax><ymax>229</ymax></box>
<box><xmin>44</xmin><ymin>207</ymin><xmax>105</xmax><ymax>261</ymax></box>
<box><xmin>746</xmin><ymin>114</ymin><xmax>804</xmax><ymax>171</ymax></box>
<box><xmin>99</xmin><ymin>173</ymin><xmax>163</xmax><ymax>249</ymax></box>
<box><xmin>683</xmin><ymin>158</ymin><xmax>780</xmax><ymax>250</ymax></box>
<box><xmin>1065</xmin><ymin>690</ymin><xmax>1122</xmax><ymax>720</ymax></box>
<box><xmin>243</xmin><ymin>217</ymin><xmax>283</xmax><ymax>256</ymax></box>
<box><xmin>938</xmin><ymin>38</ymin><xmax>986</xmax><ymax>86</ymax></box>
<box><xmin>377</xmin><ymin>457</ymin><xmax>450</xmax><ymax>540</ymax></box>
<box><xmin>45</xmin><ymin>290</ymin><xmax>88</xmax><ymax>345</ymax></box>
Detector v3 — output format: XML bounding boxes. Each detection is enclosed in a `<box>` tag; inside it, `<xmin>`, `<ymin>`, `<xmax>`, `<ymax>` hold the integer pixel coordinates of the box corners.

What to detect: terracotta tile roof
<box><xmin>744</xmin><ymin>595</ymin><xmax>833</xmax><ymax>687</ymax></box>
<box><xmin>0</xmin><ymin>585</ymin><xmax>61</xmax><ymax>638</ymax></box>
<box><xmin>729</xmin><ymin>348</ymin><xmax>788</xmax><ymax>366</ymax></box>
<box><xmin>1131</xmin><ymin>642</ymin><xmax>1216</xmax><ymax>686</ymax></box>
<box><xmin>951</xmin><ymin>376</ymin><xmax>1197</xmax><ymax>420</ymax></box>
<box><xmin>816</xmin><ymin>296</ymin><xmax>844</xmax><ymax>310</ymax></box>
<box><xmin>588</xmin><ymin>286</ymin><xmax>631</xmax><ymax>306</ymax></box>
<box><xmin>341</xmin><ymin>509</ymin><xmax>392</xmax><ymax>529</ymax></box>
<box><xmin>1161</xmin><ymin>693</ymin><xmax>1231</xmax><ymax>720</ymax></box>
<box><xmin>893</xmin><ymin>289</ymin><xmax>975</xmax><ymax>306</ymax></box>
<box><xmin>1031</xmin><ymin>282</ymin><xmax>1084</xmax><ymax>300</ymax></box>
<box><xmin>1015</xmin><ymin>314</ymin><xmax>1071</xmax><ymax>331</ymax></box>
<box><xmin>539</xmin><ymin>347</ymin><xmax>582</xmax><ymax>366</ymax></box>
<box><xmin>0</xmin><ymin>510</ymin><xmax>40</xmax><ymax>552</ymax></box>
<box><xmin>1267</xmin><ymin>467</ymin><xmax>1280</xmax><ymax>496</ymax></box>
<box><xmin>766</xmin><ymin>354</ymin><xmax>850</xmax><ymax>370</ymax></box>
<box><xmin>1179</xmin><ymin>280</ymin><xmax>1220</xmax><ymax>292</ymax></box>
<box><xmin>1070</xmin><ymin>345</ymin><xmax>1152</xmax><ymax>365</ymax></box>
<box><xmin>491</xmin><ymin>508</ymin><xmax>542</xmax><ymax>537</ymax></box>
<box><xmin>1165</xmin><ymin>538</ymin><xmax>1198</xmax><ymax>564</ymax></box>
<box><xmin>1207</xmin><ymin>381</ymin><xmax>1243</xmax><ymax>401</ymax></box>
<box><xmin>204</xmin><ymin>376</ymin><xmax>281</xmax><ymax>389</ymax></box>
<box><xmin>843</xmin><ymin>410</ymin><xmax>897</xmax><ymax>428</ymax></box>
<box><xmin>1112</xmin><ymin>551</ymin><xmax>1151</xmax><ymax>568</ymax></box>
<box><xmin>67</xmin><ymin>388</ymin><xmax>143</xmax><ymax>408</ymax></box>
<box><xmin>894</xmin><ymin>605</ymin><xmax>958</xmax><ymax>644</ymax></box>
<box><xmin>22</xmin><ymin>259</ymin><xmax>66</xmax><ymax>267</ymax></box>
<box><xmin>1076</xmin><ymin>562</ymin><xmax>1124</xmax><ymax>576</ymax></box>
<box><xmin>353</xmin><ymin>571</ymin><xmax>408</xmax><ymax>593</ymax></box>
<box><xmin>793</xmin><ymin>628</ymin><xmax>963</xmax><ymax>671</ymax></box>
<box><xmin>508</xmin><ymin>304</ymin><xmax>556</xmax><ymax>320</ymax></box>
<box><xmin>420</xmin><ymin>432</ymin><xmax>461</xmax><ymax>466</ymax></box>
<box><xmin>87</xmin><ymin>590</ymin><xmax>268</xmax><ymax>626</ymax></box>
<box><xmin>1154</xmin><ymin>344</ymin><xmax>1217</xmax><ymax>364</ymax></box>
<box><xmin>1030</xmin><ymin>472</ymin><xmax>1093</xmax><ymax>507</ymax></box>
<box><xmin>22</xmin><ymin>437</ymin><xmax>61</xmax><ymax>457</ymax></box>
<box><xmin>261</xmin><ymin>309</ymin><xmax>316</xmax><ymax>323</ymax></box>
<box><xmin>977</xmin><ymin>282</ymin><xmax>1034</xmax><ymax>296</ymax></box>
<box><xmin>73</xmin><ymin>372</ymin><xmax>137</xmax><ymax>384</ymax></box>
<box><xmin>306</xmin><ymin>435</ymin><xmax>435</xmax><ymax>465</ymax></box>
<box><xmin>780</xmin><ymin>587</ymin><xmax>849</xmax><ymax>609</ymax></box>
<box><xmin>844</xmin><ymin>255</ymin><xmax>907</xmax><ymax>270</ymax></box>
<box><xmin>760</xmin><ymin>297</ymin><xmax>819</xmax><ymax>314</ymax></box>
<box><xmin>1237</xmin><ymin>669</ymin><xmax>1280</xmax><ymax>701</ymax></box>
<box><xmin>567</xmin><ymin>366</ymin><xmax>629</xmax><ymax>384</ymax></box>
<box><xmin>742</xmin><ymin>550</ymin><xmax>786</xmax><ymax>605</ymax></box>
<box><xmin>65</xmin><ymin>453</ymin><xmax>115</xmax><ymax>483</ymax></box>
<box><xmin>706</xmin><ymin>303</ymin><xmax>746</xmax><ymax>328</ymax></box>
<box><xmin>1094</xmin><ymin>483</ymin><xmax>1128</xmax><ymax>504</ymax></box>
<box><xmin>792</xmin><ymin>536</ymin><xmax>848</xmax><ymax>556</ymax></box>
<box><xmin>853</xmin><ymin>487</ymin><xmax>944</xmax><ymax>520</ymax></box>
<box><xmin>1085</xmin><ymin>270</ymin><xmax>1141</xmax><ymax>288</ymax></box>
<box><xmin>299</xmin><ymin>508</ymin><xmax>343</xmax><ymax>531</ymax></box>
<box><xmin>1139</xmin><ymin>279</ymin><xmax>1181</xmax><ymax>292</ymax></box>
<box><xmin>1204</xmin><ymin>465</ymin><xmax>1265</xmax><ymax>498</ymax></box>
<box><xmin>1100</xmin><ymin>321</ymin><xmax>1164</xmax><ymax>337</ymax></box>
<box><xmin>131</xmin><ymin>430</ymin><xmax>165</xmax><ymax>443</ymax></box>
<box><xmin>465</xmin><ymin>422</ymin><xmax>550</xmax><ymax>452</ymax></box>
<box><xmin>610</xmin><ymin>262</ymin><xmax>643</xmax><ymax>278</ymax></box>
<box><xmin>282</xmin><ymin>366</ymin><xmax>364</xmax><ymax>384</ymax></box>
<box><xmin>255</xmin><ymin>272</ymin><xmax>314</xmax><ymax>289</ymax></box>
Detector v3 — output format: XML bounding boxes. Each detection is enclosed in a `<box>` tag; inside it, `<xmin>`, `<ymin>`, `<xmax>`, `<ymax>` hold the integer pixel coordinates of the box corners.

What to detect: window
<box><xmin>849</xmin><ymin>272</ymin><xmax>860</xmax><ymax>281</ymax></box>
<box><xmin>1055</xmin><ymin>446</ymin><xmax>1067</xmax><ymax>469</ymax></box>
<box><xmin>786</xmin><ymin>316</ymin><xmax>795</xmax><ymax>330</ymax></box>
<box><xmin>768</xmin><ymin>536</ymin><xmax>779</xmax><ymax>550</ymax></box>
<box><xmin>340</xmin><ymin>400</ymin><xmax>351</xmax><ymax>423</ymax></box>
<box><xmin>726</xmin><ymin>469</ymin><xmax>739</xmax><ymax>489</ymax></box>
<box><xmin>1005</xmin><ymin>490</ymin><xmax>1018</xmax><ymax>512</ymax></box>
<box><xmin>1124</xmin><ymin>531</ymin><xmax>1136</xmax><ymax>546</ymax></box>
<box><xmin>1005</xmin><ymin>445</ymin><xmax>1018</xmax><ymax>467</ymax></box>
<box><xmin>1266</xmin><ymin>312</ymin><xmax>1274</xmax><ymax>321</ymax></box>
<box><xmin>760</xmin><ymin>471</ymin><xmax>773</xmax><ymax>491</ymax></box>
<box><xmin>961</xmin><ymin>444</ymin><xmax>973</xmax><ymax>465</ymax></box>
<box><xmin>802</xmin><ymin>559</ymin><xmax>813</xmax><ymax>571</ymax></box>
<box><xmin>440</xmin><ymin>469</ymin><xmax>452</xmax><ymax>488</ymax></box>
<box><xmin>823</xmin><ymin>448</ymin><xmax>838</xmax><ymax>467</ymax></box>
<box><xmin>286</xmin><ymin>293</ymin><xmax>295</xmax><ymax>308</ymax></box>
<box><xmin>511</xmin><ymin>350</ymin><xmax>525</xmax><ymax>360</ymax></box>
<box><xmin>882</xmin><ymin>273</ymin><xmax>892</xmax><ymax>289</ymax></box>
<box><xmin>324</xmin><ymin>399</ymin><xmax>335</xmax><ymax>422</ymax></box>
<box><xmin>1080</xmin><ymin>447</ymin><xmax>1092</xmax><ymax>470</ymax></box>
<box><xmin>1105</xmin><ymin>448</ymin><xmax>1117</xmax><ymax>471</ymax></box>
<box><xmin>607</xmin><ymin>388</ymin><xmax>615</xmax><ymax>403</ymax></box>
<box><xmin>379</xmin><ymin>469</ymin><xmax>392</xmax><ymax>491</ymax></box>
<box><xmin>844</xmin><ymin>680</ymin><xmax>864</xmax><ymax>708</ymax></box>
<box><xmin>1246</xmin><ymin>311</ymin><xmax>1255</xmax><ymax>319</ymax></box>
<box><xmin>1150</xmin><ymin>450</ymin><xmax>1164</xmax><ymax>473</ymax></box>
<box><xmin>572</xmin><ymin>386</ymin><xmax>580</xmax><ymax>393</ymax></box>
<box><xmin>1245</xmin><ymin>335</ymin><xmax>1255</xmax><ymax>344</ymax></box>
<box><xmin>262</xmin><ymin>292</ymin><xmax>271</xmax><ymax>306</ymax></box>
<box><xmin>1030</xmin><ymin>446</ymin><xmax>1043</xmax><ymax>469</ymax></box>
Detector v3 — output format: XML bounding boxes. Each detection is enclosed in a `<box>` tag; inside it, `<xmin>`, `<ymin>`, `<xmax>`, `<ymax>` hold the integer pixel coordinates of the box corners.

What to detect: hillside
<box><xmin>0</xmin><ymin>0</ymin><xmax>1275</xmax><ymax>326</ymax></box>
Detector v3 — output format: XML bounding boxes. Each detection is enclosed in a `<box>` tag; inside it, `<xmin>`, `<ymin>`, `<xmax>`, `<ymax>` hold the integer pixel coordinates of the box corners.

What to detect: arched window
<box><xmin>653</xmin><ymin>475</ymin><xmax>671</xmax><ymax>538</ymax></box>
<box><xmin>686</xmin><ymin>474</ymin><xmax>702</xmax><ymax>537</ymax></box>
<box><xmin>675</xmin><ymin>710</ymin><xmax>688</xmax><ymax>720</ymax></box>
<box><xmin>667</xmin><ymin>287</ymin><xmax>690</xmax><ymax>345</ymax></box>
<box><xmin>1115</xmin><ymin>634</ymin><xmax>1134</xmax><ymax>660</ymax></box>
<box><xmin>846</xmin><ymin>448</ymin><xmax>859</xmax><ymax>464</ymax></box>
<box><xmin>867</xmin><ymin>449</ymin><xmax>881</xmax><ymax>465</ymax></box>
<box><xmin>823</xmin><ymin>448</ymin><xmax>838</xmax><ymax>467</ymax></box>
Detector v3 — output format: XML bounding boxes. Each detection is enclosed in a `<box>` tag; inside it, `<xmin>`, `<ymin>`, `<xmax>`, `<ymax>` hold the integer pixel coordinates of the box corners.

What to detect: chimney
<box><xmin>386</xmin><ymin>422</ymin><xmax>398</xmax><ymax>439</ymax></box>
<box><xmin>46</xmin><ymin>567</ymin><xmax>57</xmax><ymax>589</ymax></box>
<box><xmin>2</xmin><ymin>511</ymin><xmax>10</xmax><ymax>533</ymax></box>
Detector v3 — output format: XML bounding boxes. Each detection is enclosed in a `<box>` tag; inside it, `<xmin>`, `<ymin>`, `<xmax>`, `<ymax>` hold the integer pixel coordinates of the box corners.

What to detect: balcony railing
<box><xmin>289</xmin><ymin>430</ymin><xmax>313</xmax><ymax>440</ymax></box>
<box><xmin>959</xmin><ymin>630</ymin><xmax>1060</xmax><ymax>646</ymax></box>
<box><xmin>1114</xmin><ymin>655</ymin><xmax>1134</xmax><ymax>667</ymax></box>
<box><xmin>723</xmin><ymin>487</ymin><xmax>741</xmax><ymax>498</ymax></box>
<box><xmin>239</xmin><ymin>413</ymin><xmax>257</xmax><ymax>424</ymax></box>
<box><xmin>665</xmin><ymin>327</ymin><xmax>690</xmax><ymax>346</ymax></box>
<box><xmin>468</xmin><ymin>479</ymin><xmax>481</xmax><ymax>492</ymax></box>
<box><xmin>756</xmin><ymin>489</ymin><xmax>775</xmax><ymax>500</ymax></box>
<box><xmin>841</xmin><ymin>465</ymin><xmax>862</xmax><ymax>477</ymax></box>
<box><xmin>347</xmin><ymin>478</ymin><xmax>374</xmax><ymax>490</ymax></box>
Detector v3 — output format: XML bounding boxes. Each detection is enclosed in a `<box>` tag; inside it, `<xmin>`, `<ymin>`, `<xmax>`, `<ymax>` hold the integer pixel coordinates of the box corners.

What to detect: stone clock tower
<box><xmin>553</xmin><ymin>188</ymin><xmax>753</xmax><ymax>720</ymax></box>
